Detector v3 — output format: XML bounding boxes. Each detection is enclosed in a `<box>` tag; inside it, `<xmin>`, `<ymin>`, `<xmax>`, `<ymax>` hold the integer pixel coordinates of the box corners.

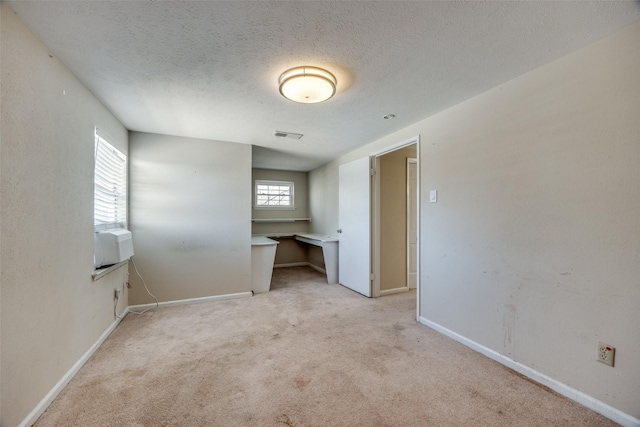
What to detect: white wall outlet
<box><xmin>597</xmin><ymin>342</ymin><xmax>615</xmax><ymax>367</ymax></box>
<box><xmin>114</xmin><ymin>288</ymin><xmax>121</xmax><ymax>300</ymax></box>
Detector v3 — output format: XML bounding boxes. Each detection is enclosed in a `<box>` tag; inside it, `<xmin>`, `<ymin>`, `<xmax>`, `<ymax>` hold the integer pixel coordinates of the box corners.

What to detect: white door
<box><xmin>406</xmin><ymin>158</ymin><xmax>418</xmax><ymax>288</ymax></box>
<box><xmin>338</xmin><ymin>157</ymin><xmax>371</xmax><ymax>297</ymax></box>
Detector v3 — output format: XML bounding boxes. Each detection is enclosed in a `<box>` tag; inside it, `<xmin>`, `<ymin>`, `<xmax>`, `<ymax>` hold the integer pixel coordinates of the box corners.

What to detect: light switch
<box><xmin>429</xmin><ymin>190</ymin><xmax>437</xmax><ymax>203</ymax></box>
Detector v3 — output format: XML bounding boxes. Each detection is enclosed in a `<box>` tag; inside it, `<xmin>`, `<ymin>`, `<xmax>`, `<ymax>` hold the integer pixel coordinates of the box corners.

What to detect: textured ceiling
<box><xmin>6</xmin><ymin>1</ymin><xmax>640</xmax><ymax>171</ymax></box>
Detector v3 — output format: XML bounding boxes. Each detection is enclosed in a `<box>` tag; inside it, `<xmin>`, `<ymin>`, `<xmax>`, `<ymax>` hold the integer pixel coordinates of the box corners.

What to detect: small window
<box><xmin>255</xmin><ymin>180</ymin><xmax>294</xmax><ymax>209</ymax></box>
<box><xmin>94</xmin><ymin>128</ymin><xmax>127</xmax><ymax>231</ymax></box>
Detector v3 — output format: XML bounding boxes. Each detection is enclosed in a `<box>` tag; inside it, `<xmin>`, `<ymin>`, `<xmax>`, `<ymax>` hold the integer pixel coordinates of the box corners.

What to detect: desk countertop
<box><xmin>252</xmin><ymin>233</ymin><xmax>339</xmax><ymax>243</ymax></box>
<box><xmin>294</xmin><ymin>233</ymin><xmax>339</xmax><ymax>243</ymax></box>
<box><xmin>251</xmin><ymin>236</ymin><xmax>280</xmax><ymax>246</ymax></box>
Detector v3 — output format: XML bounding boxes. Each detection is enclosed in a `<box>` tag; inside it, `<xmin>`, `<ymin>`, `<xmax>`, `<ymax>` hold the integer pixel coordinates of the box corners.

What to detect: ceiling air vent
<box><xmin>274</xmin><ymin>131</ymin><xmax>303</xmax><ymax>140</ymax></box>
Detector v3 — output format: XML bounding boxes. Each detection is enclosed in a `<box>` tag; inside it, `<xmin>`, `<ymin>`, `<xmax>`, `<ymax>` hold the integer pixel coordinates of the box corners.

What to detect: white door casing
<box><xmin>407</xmin><ymin>158</ymin><xmax>418</xmax><ymax>289</ymax></box>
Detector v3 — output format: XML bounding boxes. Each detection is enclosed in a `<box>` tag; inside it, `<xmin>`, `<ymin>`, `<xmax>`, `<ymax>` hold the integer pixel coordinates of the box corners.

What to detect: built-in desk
<box><xmin>293</xmin><ymin>233</ymin><xmax>339</xmax><ymax>285</ymax></box>
<box><xmin>254</xmin><ymin>232</ymin><xmax>339</xmax><ymax>284</ymax></box>
<box><xmin>251</xmin><ymin>236</ymin><xmax>279</xmax><ymax>293</ymax></box>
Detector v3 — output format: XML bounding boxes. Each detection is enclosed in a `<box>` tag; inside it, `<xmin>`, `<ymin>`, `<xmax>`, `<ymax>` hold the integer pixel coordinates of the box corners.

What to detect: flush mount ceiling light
<box><xmin>278</xmin><ymin>66</ymin><xmax>337</xmax><ymax>104</ymax></box>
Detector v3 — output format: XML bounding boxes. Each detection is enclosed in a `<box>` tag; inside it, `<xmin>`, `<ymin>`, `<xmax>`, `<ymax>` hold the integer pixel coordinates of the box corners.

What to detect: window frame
<box><xmin>94</xmin><ymin>128</ymin><xmax>128</xmax><ymax>231</ymax></box>
<box><xmin>254</xmin><ymin>179</ymin><xmax>295</xmax><ymax>210</ymax></box>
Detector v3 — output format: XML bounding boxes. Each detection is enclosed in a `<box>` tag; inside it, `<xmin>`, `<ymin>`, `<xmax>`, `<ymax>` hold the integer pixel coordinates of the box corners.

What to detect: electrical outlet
<box><xmin>597</xmin><ymin>342</ymin><xmax>615</xmax><ymax>367</ymax></box>
<box><xmin>114</xmin><ymin>288</ymin><xmax>121</xmax><ymax>300</ymax></box>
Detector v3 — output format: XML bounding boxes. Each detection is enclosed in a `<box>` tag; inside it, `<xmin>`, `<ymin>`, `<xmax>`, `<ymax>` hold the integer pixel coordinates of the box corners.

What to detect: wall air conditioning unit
<box><xmin>94</xmin><ymin>229</ymin><xmax>134</xmax><ymax>268</ymax></box>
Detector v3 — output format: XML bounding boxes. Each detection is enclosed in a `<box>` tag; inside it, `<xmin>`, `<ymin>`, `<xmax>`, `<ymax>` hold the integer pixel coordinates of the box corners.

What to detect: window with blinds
<box><xmin>254</xmin><ymin>180</ymin><xmax>295</xmax><ymax>209</ymax></box>
<box><xmin>94</xmin><ymin>128</ymin><xmax>127</xmax><ymax>231</ymax></box>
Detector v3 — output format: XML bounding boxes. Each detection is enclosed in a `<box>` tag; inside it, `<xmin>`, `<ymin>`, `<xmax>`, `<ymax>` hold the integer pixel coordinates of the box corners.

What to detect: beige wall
<box><xmin>252</xmin><ymin>168</ymin><xmax>311</xmax><ymax>265</ymax></box>
<box><xmin>1</xmin><ymin>5</ymin><xmax>129</xmax><ymax>426</ymax></box>
<box><xmin>271</xmin><ymin>239</ymin><xmax>325</xmax><ymax>272</ymax></box>
<box><xmin>307</xmin><ymin>245</ymin><xmax>325</xmax><ymax>271</ymax></box>
<box><xmin>272</xmin><ymin>237</ymin><xmax>308</xmax><ymax>266</ymax></box>
<box><xmin>128</xmin><ymin>132</ymin><xmax>251</xmax><ymax>304</ymax></box>
<box><xmin>379</xmin><ymin>146</ymin><xmax>417</xmax><ymax>291</ymax></box>
<box><xmin>309</xmin><ymin>22</ymin><xmax>640</xmax><ymax>419</ymax></box>
<box><xmin>308</xmin><ymin>162</ymin><xmax>339</xmax><ymax>237</ymax></box>
<box><xmin>251</xmin><ymin>168</ymin><xmax>310</xmax><ymax>236</ymax></box>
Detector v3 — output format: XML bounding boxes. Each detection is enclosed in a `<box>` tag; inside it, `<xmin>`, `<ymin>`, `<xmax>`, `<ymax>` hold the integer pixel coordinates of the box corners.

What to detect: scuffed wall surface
<box><xmin>1</xmin><ymin>5</ymin><xmax>128</xmax><ymax>426</ymax></box>
<box><xmin>417</xmin><ymin>23</ymin><xmax>640</xmax><ymax>417</ymax></box>
<box><xmin>309</xmin><ymin>23</ymin><xmax>640</xmax><ymax>418</ymax></box>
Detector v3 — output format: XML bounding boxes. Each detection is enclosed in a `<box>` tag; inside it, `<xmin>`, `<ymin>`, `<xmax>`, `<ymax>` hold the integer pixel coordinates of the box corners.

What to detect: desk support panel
<box><xmin>293</xmin><ymin>234</ymin><xmax>339</xmax><ymax>284</ymax></box>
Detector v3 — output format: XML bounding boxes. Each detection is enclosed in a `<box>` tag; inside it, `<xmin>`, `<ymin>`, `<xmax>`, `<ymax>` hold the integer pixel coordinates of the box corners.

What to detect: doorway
<box><xmin>337</xmin><ymin>135</ymin><xmax>420</xmax><ymax>318</ymax></box>
<box><xmin>371</xmin><ymin>136</ymin><xmax>420</xmax><ymax>318</ymax></box>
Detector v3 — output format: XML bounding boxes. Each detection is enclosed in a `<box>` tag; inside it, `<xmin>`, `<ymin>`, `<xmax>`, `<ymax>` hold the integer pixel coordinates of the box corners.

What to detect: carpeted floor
<box><xmin>34</xmin><ymin>266</ymin><xmax>616</xmax><ymax>426</ymax></box>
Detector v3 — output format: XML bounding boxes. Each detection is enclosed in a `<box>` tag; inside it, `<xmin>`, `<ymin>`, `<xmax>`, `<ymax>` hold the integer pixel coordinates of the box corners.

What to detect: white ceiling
<box><xmin>6</xmin><ymin>1</ymin><xmax>640</xmax><ymax>171</ymax></box>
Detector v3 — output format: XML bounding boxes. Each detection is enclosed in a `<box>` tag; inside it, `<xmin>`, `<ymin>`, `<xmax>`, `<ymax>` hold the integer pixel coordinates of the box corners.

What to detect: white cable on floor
<box><xmin>114</xmin><ymin>276</ymin><xmax>126</xmax><ymax>320</ymax></box>
<box><xmin>128</xmin><ymin>256</ymin><xmax>159</xmax><ymax>315</ymax></box>
<box><xmin>114</xmin><ymin>290</ymin><xmax>121</xmax><ymax>320</ymax></box>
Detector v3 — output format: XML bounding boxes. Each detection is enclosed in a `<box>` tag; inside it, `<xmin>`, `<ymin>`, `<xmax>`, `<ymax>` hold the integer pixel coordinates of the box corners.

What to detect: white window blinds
<box><xmin>94</xmin><ymin>128</ymin><xmax>127</xmax><ymax>230</ymax></box>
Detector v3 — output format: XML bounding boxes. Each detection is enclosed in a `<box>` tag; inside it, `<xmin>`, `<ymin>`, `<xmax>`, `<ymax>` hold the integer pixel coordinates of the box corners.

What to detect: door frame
<box><xmin>370</xmin><ymin>135</ymin><xmax>421</xmax><ymax>320</ymax></box>
<box><xmin>406</xmin><ymin>157</ymin><xmax>418</xmax><ymax>290</ymax></box>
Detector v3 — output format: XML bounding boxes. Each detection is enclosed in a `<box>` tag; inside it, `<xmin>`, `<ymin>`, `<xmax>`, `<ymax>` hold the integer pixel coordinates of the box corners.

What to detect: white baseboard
<box><xmin>418</xmin><ymin>317</ymin><xmax>640</xmax><ymax>427</ymax></box>
<box><xmin>128</xmin><ymin>291</ymin><xmax>252</xmax><ymax>311</ymax></box>
<box><xmin>273</xmin><ymin>262</ymin><xmax>308</xmax><ymax>268</ymax></box>
<box><xmin>307</xmin><ymin>263</ymin><xmax>326</xmax><ymax>275</ymax></box>
<box><xmin>274</xmin><ymin>261</ymin><xmax>327</xmax><ymax>275</ymax></box>
<box><xmin>19</xmin><ymin>290</ymin><xmax>253</xmax><ymax>427</ymax></box>
<box><xmin>18</xmin><ymin>307</ymin><xmax>130</xmax><ymax>427</ymax></box>
<box><xmin>380</xmin><ymin>287</ymin><xmax>409</xmax><ymax>296</ymax></box>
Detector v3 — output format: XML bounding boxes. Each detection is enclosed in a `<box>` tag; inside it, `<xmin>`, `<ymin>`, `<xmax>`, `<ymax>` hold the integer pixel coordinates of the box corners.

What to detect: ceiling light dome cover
<box><xmin>279</xmin><ymin>66</ymin><xmax>337</xmax><ymax>104</ymax></box>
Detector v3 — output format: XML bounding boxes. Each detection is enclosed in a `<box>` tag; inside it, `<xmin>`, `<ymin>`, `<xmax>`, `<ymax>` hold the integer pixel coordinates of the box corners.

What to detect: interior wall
<box><xmin>309</xmin><ymin>22</ymin><xmax>640</xmax><ymax>419</ymax></box>
<box><xmin>307</xmin><ymin>245</ymin><xmax>325</xmax><ymax>271</ymax></box>
<box><xmin>1</xmin><ymin>5</ymin><xmax>129</xmax><ymax>426</ymax></box>
<box><xmin>272</xmin><ymin>240</ymin><xmax>325</xmax><ymax>271</ymax></box>
<box><xmin>128</xmin><ymin>132</ymin><xmax>251</xmax><ymax>304</ymax></box>
<box><xmin>273</xmin><ymin>237</ymin><xmax>308</xmax><ymax>266</ymax></box>
<box><xmin>309</xmin><ymin>162</ymin><xmax>339</xmax><ymax>237</ymax></box>
<box><xmin>251</xmin><ymin>168</ymin><xmax>310</xmax><ymax>236</ymax></box>
<box><xmin>379</xmin><ymin>145</ymin><xmax>417</xmax><ymax>291</ymax></box>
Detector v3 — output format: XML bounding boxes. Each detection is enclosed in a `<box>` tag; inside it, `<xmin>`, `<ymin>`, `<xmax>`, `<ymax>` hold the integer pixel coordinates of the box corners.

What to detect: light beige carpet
<box><xmin>35</xmin><ymin>267</ymin><xmax>615</xmax><ymax>426</ymax></box>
